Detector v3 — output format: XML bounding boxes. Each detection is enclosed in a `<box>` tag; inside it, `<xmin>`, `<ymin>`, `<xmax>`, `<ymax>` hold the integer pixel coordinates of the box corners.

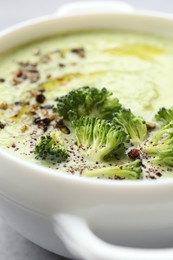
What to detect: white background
<box><xmin>0</xmin><ymin>0</ymin><xmax>173</xmax><ymax>259</ymax></box>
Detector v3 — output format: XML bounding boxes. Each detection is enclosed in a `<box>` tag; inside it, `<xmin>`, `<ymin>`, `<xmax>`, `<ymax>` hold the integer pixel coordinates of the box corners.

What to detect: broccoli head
<box><xmin>155</xmin><ymin>107</ymin><xmax>173</xmax><ymax>126</ymax></box>
<box><xmin>82</xmin><ymin>160</ymin><xmax>142</xmax><ymax>180</ymax></box>
<box><xmin>72</xmin><ymin>117</ymin><xmax>127</xmax><ymax>162</ymax></box>
<box><xmin>143</xmin><ymin>122</ymin><xmax>173</xmax><ymax>166</ymax></box>
<box><xmin>113</xmin><ymin>108</ymin><xmax>148</xmax><ymax>145</ymax></box>
<box><xmin>55</xmin><ymin>86</ymin><xmax>121</xmax><ymax>120</ymax></box>
<box><xmin>35</xmin><ymin>130</ymin><xmax>69</xmax><ymax>163</ymax></box>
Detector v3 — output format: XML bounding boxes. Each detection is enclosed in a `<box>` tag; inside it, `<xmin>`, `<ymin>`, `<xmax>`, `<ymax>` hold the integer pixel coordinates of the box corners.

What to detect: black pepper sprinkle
<box><xmin>16</xmin><ymin>70</ymin><xmax>23</xmax><ymax>78</ymax></box>
<box><xmin>71</xmin><ymin>48</ymin><xmax>85</xmax><ymax>58</ymax></box>
<box><xmin>59</xmin><ymin>63</ymin><xmax>65</xmax><ymax>68</ymax></box>
<box><xmin>33</xmin><ymin>117</ymin><xmax>51</xmax><ymax>132</ymax></box>
<box><xmin>0</xmin><ymin>78</ymin><xmax>5</xmax><ymax>83</ymax></box>
<box><xmin>38</xmin><ymin>88</ymin><xmax>45</xmax><ymax>93</ymax></box>
<box><xmin>36</xmin><ymin>94</ymin><xmax>46</xmax><ymax>104</ymax></box>
<box><xmin>18</xmin><ymin>62</ymin><xmax>29</xmax><ymax>67</ymax></box>
<box><xmin>14</xmin><ymin>101</ymin><xmax>23</xmax><ymax>106</ymax></box>
<box><xmin>42</xmin><ymin>118</ymin><xmax>51</xmax><ymax>125</ymax></box>
<box><xmin>34</xmin><ymin>117</ymin><xmax>41</xmax><ymax>124</ymax></box>
<box><xmin>0</xmin><ymin>121</ymin><xmax>5</xmax><ymax>129</ymax></box>
<box><xmin>156</xmin><ymin>172</ymin><xmax>162</xmax><ymax>177</ymax></box>
<box><xmin>150</xmin><ymin>176</ymin><xmax>156</xmax><ymax>179</ymax></box>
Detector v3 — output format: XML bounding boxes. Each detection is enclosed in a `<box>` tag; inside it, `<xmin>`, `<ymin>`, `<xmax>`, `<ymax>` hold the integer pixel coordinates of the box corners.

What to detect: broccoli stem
<box><xmin>150</xmin><ymin>156</ymin><xmax>173</xmax><ymax>167</ymax></box>
<box><xmin>83</xmin><ymin>168</ymin><xmax>138</xmax><ymax>179</ymax></box>
<box><xmin>144</xmin><ymin>145</ymin><xmax>160</xmax><ymax>154</ymax></box>
<box><xmin>83</xmin><ymin>160</ymin><xmax>142</xmax><ymax>180</ymax></box>
<box><xmin>88</xmin><ymin>143</ymin><xmax>121</xmax><ymax>162</ymax></box>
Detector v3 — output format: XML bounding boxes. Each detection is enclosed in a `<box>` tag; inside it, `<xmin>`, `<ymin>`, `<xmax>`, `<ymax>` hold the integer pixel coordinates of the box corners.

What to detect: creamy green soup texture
<box><xmin>0</xmin><ymin>30</ymin><xmax>173</xmax><ymax>179</ymax></box>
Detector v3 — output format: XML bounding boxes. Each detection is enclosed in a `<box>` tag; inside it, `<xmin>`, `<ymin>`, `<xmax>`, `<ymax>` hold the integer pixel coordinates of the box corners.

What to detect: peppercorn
<box><xmin>36</xmin><ymin>94</ymin><xmax>46</xmax><ymax>104</ymax></box>
<box><xmin>128</xmin><ymin>148</ymin><xmax>140</xmax><ymax>160</ymax></box>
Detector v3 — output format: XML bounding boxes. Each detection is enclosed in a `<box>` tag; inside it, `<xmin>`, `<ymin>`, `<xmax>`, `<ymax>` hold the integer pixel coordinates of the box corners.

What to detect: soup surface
<box><xmin>0</xmin><ymin>30</ymin><xmax>173</xmax><ymax>180</ymax></box>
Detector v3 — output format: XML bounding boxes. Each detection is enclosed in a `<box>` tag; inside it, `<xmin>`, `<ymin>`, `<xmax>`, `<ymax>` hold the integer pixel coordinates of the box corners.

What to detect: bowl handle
<box><xmin>54</xmin><ymin>213</ymin><xmax>173</xmax><ymax>260</ymax></box>
<box><xmin>55</xmin><ymin>1</ymin><xmax>135</xmax><ymax>17</ymax></box>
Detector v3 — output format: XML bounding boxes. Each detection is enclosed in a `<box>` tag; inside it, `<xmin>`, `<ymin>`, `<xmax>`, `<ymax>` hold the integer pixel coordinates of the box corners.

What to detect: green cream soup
<box><xmin>0</xmin><ymin>30</ymin><xmax>173</xmax><ymax>180</ymax></box>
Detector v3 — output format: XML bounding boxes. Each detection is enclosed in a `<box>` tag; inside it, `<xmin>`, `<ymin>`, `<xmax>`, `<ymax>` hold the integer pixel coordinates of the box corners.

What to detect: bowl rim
<box><xmin>1</xmin><ymin>145</ymin><xmax>173</xmax><ymax>189</ymax></box>
<box><xmin>1</xmin><ymin>11</ymin><xmax>173</xmax><ymax>188</ymax></box>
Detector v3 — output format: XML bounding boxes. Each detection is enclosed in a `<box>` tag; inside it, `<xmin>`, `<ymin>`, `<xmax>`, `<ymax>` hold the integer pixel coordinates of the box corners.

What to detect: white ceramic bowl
<box><xmin>1</xmin><ymin>2</ymin><xmax>173</xmax><ymax>259</ymax></box>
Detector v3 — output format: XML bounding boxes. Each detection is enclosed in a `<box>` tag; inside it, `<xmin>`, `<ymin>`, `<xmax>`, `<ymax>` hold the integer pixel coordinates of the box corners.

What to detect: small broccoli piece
<box><xmin>82</xmin><ymin>160</ymin><xmax>142</xmax><ymax>180</ymax></box>
<box><xmin>35</xmin><ymin>130</ymin><xmax>69</xmax><ymax>163</ymax></box>
<box><xmin>143</xmin><ymin>122</ymin><xmax>173</xmax><ymax>166</ymax></box>
<box><xmin>100</xmin><ymin>95</ymin><xmax>121</xmax><ymax>120</ymax></box>
<box><xmin>72</xmin><ymin>117</ymin><xmax>127</xmax><ymax>161</ymax></box>
<box><xmin>155</xmin><ymin>107</ymin><xmax>173</xmax><ymax>126</ymax></box>
<box><xmin>55</xmin><ymin>86</ymin><xmax>121</xmax><ymax>120</ymax></box>
<box><xmin>113</xmin><ymin>108</ymin><xmax>148</xmax><ymax>145</ymax></box>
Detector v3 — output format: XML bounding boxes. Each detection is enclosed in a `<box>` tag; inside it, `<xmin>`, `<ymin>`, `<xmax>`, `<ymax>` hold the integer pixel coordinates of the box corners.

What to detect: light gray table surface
<box><xmin>1</xmin><ymin>0</ymin><xmax>173</xmax><ymax>259</ymax></box>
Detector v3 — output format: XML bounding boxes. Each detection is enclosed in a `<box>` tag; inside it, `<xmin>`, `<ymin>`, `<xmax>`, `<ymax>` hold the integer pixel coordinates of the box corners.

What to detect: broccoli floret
<box><xmin>55</xmin><ymin>86</ymin><xmax>121</xmax><ymax>120</ymax></box>
<box><xmin>143</xmin><ymin>122</ymin><xmax>173</xmax><ymax>166</ymax></box>
<box><xmin>35</xmin><ymin>130</ymin><xmax>69</xmax><ymax>163</ymax></box>
<box><xmin>100</xmin><ymin>95</ymin><xmax>121</xmax><ymax>120</ymax></box>
<box><xmin>155</xmin><ymin>107</ymin><xmax>173</xmax><ymax>126</ymax></box>
<box><xmin>72</xmin><ymin>117</ymin><xmax>127</xmax><ymax>161</ymax></box>
<box><xmin>82</xmin><ymin>160</ymin><xmax>142</xmax><ymax>180</ymax></box>
<box><xmin>113</xmin><ymin>108</ymin><xmax>148</xmax><ymax>145</ymax></box>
